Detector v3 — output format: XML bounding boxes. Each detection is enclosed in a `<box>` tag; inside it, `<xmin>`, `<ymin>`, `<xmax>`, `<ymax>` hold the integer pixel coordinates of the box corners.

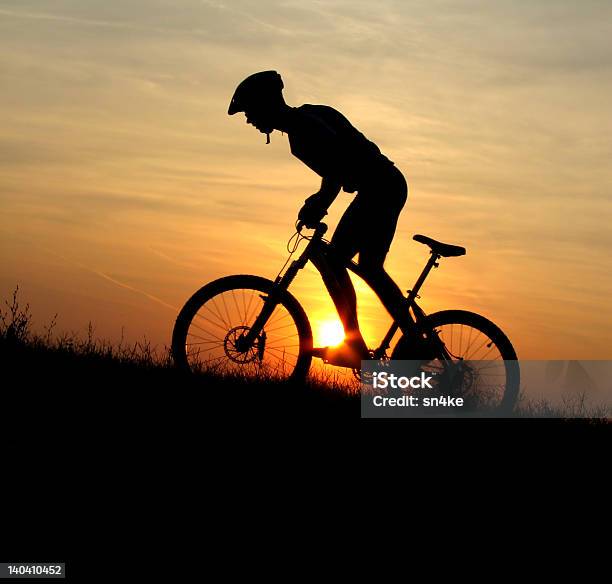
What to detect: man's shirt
<box><xmin>287</xmin><ymin>104</ymin><xmax>395</xmax><ymax>193</ymax></box>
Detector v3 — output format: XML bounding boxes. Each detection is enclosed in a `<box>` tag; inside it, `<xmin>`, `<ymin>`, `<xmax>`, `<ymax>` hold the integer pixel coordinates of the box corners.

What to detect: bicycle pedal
<box><xmin>311</xmin><ymin>347</ymin><xmax>327</xmax><ymax>360</ymax></box>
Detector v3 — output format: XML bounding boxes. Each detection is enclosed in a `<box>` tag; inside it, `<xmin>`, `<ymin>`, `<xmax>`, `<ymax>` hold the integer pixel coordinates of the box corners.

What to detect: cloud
<box><xmin>21</xmin><ymin>241</ymin><xmax>179</xmax><ymax>311</ymax></box>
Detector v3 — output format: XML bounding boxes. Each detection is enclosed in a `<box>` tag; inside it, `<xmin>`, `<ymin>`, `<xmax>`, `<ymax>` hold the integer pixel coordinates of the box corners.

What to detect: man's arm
<box><xmin>316</xmin><ymin>176</ymin><xmax>342</xmax><ymax>209</ymax></box>
<box><xmin>301</xmin><ymin>176</ymin><xmax>341</xmax><ymax>214</ymax></box>
<box><xmin>298</xmin><ymin>177</ymin><xmax>341</xmax><ymax>226</ymax></box>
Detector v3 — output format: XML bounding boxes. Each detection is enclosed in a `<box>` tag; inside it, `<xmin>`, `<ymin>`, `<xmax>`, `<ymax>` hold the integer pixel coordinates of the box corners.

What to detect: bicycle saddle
<box><xmin>413</xmin><ymin>234</ymin><xmax>466</xmax><ymax>257</ymax></box>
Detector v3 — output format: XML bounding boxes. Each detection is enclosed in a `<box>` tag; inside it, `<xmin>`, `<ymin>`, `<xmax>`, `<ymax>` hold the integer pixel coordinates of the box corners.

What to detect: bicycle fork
<box><xmin>235</xmin><ymin>234</ymin><xmax>315</xmax><ymax>356</ymax></box>
<box><xmin>234</xmin><ymin>277</ymin><xmax>291</xmax><ymax>357</ymax></box>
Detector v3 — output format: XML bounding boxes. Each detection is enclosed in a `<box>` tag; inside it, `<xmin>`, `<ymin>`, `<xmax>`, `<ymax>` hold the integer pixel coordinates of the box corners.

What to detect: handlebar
<box><xmin>296</xmin><ymin>221</ymin><xmax>328</xmax><ymax>237</ymax></box>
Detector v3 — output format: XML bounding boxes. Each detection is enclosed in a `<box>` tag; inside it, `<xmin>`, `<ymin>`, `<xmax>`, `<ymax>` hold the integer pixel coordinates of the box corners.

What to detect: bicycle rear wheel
<box><xmin>391</xmin><ymin>310</ymin><xmax>520</xmax><ymax>414</ymax></box>
<box><xmin>172</xmin><ymin>275</ymin><xmax>313</xmax><ymax>382</ymax></box>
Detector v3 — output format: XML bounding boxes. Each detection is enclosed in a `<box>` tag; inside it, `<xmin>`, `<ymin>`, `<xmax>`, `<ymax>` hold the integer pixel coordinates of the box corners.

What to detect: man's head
<box><xmin>228</xmin><ymin>71</ymin><xmax>286</xmax><ymax>141</ymax></box>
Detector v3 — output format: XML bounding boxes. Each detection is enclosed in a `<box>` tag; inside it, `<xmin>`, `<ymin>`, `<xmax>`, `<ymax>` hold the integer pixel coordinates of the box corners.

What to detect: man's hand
<box><xmin>298</xmin><ymin>194</ymin><xmax>328</xmax><ymax>227</ymax></box>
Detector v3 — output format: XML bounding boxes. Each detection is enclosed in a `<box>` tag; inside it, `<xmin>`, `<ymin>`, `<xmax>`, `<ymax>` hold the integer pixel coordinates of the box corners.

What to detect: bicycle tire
<box><xmin>172</xmin><ymin>275</ymin><xmax>313</xmax><ymax>382</ymax></box>
<box><xmin>391</xmin><ymin>310</ymin><xmax>520</xmax><ymax>414</ymax></box>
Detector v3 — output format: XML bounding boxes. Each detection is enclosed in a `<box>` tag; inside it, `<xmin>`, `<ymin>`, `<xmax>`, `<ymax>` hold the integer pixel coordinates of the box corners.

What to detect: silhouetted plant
<box><xmin>0</xmin><ymin>286</ymin><xmax>32</xmax><ymax>344</ymax></box>
<box><xmin>43</xmin><ymin>313</ymin><xmax>58</xmax><ymax>345</ymax></box>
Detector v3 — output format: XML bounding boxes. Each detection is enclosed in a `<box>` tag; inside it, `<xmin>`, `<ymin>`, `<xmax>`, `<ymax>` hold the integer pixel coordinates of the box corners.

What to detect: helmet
<box><xmin>228</xmin><ymin>70</ymin><xmax>284</xmax><ymax>115</ymax></box>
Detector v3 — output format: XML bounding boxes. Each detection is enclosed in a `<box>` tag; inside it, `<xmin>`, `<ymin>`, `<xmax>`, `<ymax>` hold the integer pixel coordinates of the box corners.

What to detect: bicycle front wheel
<box><xmin>172</xmin><ymin>275</ymin><xmax>313</xmax><ymax>382</ymax></box>
<box><xmin>391</xmin><ymin>310</ymin><xmax>520</xmax><ymax>414</ymax></box>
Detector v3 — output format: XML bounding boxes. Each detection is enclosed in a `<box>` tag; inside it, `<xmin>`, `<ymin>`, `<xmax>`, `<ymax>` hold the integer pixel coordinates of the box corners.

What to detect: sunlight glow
<box><xmin>318</xmin><ymin>320</ymin><xmax>345</xmax><ymax>347</ymax></box>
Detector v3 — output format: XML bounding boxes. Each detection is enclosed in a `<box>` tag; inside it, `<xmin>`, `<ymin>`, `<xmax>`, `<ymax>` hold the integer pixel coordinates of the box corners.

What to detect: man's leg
<box><xmin>309</xmin><ymin>246</ymin><xmax>366</xmax><ymax>348</ymax></box>
<box><xmin>306</xmin><ymin>200</ymin><xmax>369</xmax><ymax>367</ymax></box>
<box><xmin>358</xmin><ymin>255</ymin><xmax>419</xmax><ymax>341</ymax></box>
<box><xmin>326</xmin><ymin>198</ymin><xmax>369</xmax><ymax>351</ymax></box>
<box><xmin>310</xmin><ymin>167</ymin><xmax>409</xmax><ymax>366</ymax></box>
<box><xmin>323</xmin><ymin>172</ymin><xmax>407</xmax><ymax>352</ymax></box>
<box><xmin>355</xmin><ymin>171</ymin><xmax>419</xmax><ymax>341</ymax></box>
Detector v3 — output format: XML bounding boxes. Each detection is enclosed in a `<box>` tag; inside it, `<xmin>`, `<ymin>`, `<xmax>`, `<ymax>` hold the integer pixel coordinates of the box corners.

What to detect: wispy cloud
<box><xmin>0</xmin><ymin>7</ymin><xmax>169</xmax><ymax>33</ymax></box>
<box><xmin>44</xmin><ymin>247</ymin><xmax>179</xmax><ymax>312</ymax></box>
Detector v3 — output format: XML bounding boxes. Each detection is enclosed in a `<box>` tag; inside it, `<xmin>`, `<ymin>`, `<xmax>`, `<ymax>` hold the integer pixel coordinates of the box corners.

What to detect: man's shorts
<box><xmin>332</xmin><ymin>164</ymin><xmax>408</xmax><ymax>268</ymax></box>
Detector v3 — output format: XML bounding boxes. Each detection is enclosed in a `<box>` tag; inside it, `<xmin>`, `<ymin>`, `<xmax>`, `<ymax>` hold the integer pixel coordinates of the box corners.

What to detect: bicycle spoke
<box><xmin>476</xmin><ymin>343</ymin><xmax>500</xmax><ymax>360</ymax></box>
<box><xmin>209</xmin><ymin>296</ymin><xmax>230</xmax><ymax>329</ymax></box>
<box><xmin>186</xmin><ymin>332</ymin><xmax>223</xmax><ymax>344</ymax></box>
<box><xmin>220</xmin><ymin>293</ymin><xmax>233</xmax><ymax>330</ymax></box>
<box><xmin>471</xmin><ymin>362</ymin><xmax>506</xmax><ymax>371</ymax></box>
<box><xmin>245</xmin><ymin>290</ymin><xmax>263</xmax><ymax>325</ymax></box>
<box><xmin>231</xmin><ymin>289</ymin><xmax>243</xmax><ymax>324</ymax></box>
<box><xmin>465</xmin><ymin>335</ymin><xmax>493</xmax><ymax>360</ymax></box>
<box><xmin>266</xmin><ymin>308</ymin><xmax>293</xmax><ymax>328</ymax></box>
<box><xmin>188</xmin><ymin>321</ymin><xmax>225</xmax><ymax>342</ymax></box>
<box><xmin>240</xmin><ymin>289</ymin><xmax>248</xmax><ymax>326</ymax></box>
<box><xmin>266</xmin><ymin>347</ymin><xmax>297</xmax><ymax>357</ymax></box>
<box><xmin>186</xmin><ymin>331</ymin><xmax>222</xmax><ymax>343</ymax></box>
<box><xmin>458</xmin><ymin>328</ymin><xmax>482</xmax><ymax>358</ymax></box>
<box><xmin>265</xmin><ymin>346</ymin><xmax>299</xmax><ymax>359</ymax></box>
<box><xmin>266</xmin><ymin>321</ymin><xmax>299</xmax><ymax>334</ymax></box>
<box><xmin>187</xmin><ymin>340</ymin><xmax>224</xmax><ymax>347</ymax></box>
<box><xmin>199</xmin><ymin>301</ymin><xmax>230</xmax><ymax>330</ymax></box>
<box><xmin>266</xmin><ymin>332</ymin><xmax>300</xmax><ymax>344</ymax></box>
<box><xmin>192</xmin><ymin>313</ymin><xmax>228</xmax><ymax>335</ymax></box>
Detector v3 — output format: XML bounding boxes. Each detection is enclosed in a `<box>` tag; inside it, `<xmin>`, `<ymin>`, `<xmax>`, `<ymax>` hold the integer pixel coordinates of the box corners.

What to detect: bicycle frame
<box><xmin>240</xmin><ymin>223</ymin><xmax>446</xmax><ymax>360</ymax></box>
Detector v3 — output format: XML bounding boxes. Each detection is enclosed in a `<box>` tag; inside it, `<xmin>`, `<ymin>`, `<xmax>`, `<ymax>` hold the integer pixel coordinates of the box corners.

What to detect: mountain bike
<box><xmin>172</xmin><ymin>222</ymin><xmax>520</xmax><ymax>413</ymax></box>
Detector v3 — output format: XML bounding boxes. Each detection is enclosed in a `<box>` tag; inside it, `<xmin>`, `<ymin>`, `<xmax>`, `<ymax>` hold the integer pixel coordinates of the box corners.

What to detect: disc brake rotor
<box><xmin>224</xmin><ymin>326</ymin><xmax>264</xmax><ymax>364</ymax></box>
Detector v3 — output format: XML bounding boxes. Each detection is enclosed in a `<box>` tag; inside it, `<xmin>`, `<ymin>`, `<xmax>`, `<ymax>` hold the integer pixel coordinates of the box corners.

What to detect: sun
<box><xmin>318</xmin><ymin>320</ymin><xmax>345</xmax><ymax>347</ymax></box>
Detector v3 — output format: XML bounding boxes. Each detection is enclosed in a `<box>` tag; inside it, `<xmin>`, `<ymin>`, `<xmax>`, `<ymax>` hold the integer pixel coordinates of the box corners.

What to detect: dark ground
<box><xmin>1</xmin><ymin>329</ymin><xmax>607</xmax><ymax>579</ymax></box>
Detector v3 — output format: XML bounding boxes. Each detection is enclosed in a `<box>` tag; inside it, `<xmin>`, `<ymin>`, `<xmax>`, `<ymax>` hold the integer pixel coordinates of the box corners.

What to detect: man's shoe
<box><xmin>312</xmin><ymin>340</ymin><xmax>370</xmax><ymax>369</ymax></box>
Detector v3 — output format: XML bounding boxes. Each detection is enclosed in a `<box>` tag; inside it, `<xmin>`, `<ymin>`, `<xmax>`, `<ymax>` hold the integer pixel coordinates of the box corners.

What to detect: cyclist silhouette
<box><xmin>228</xmin><ymin>70</ymin><xmax>408</xmax><ymax>368</ymax></box>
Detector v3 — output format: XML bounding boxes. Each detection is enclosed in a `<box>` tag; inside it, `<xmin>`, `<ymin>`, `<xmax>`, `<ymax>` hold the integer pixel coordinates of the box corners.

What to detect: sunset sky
<box><xmin>1</xmin><ymin>0</ymin><xmax>611</xmax><ymax>361</ymax></box>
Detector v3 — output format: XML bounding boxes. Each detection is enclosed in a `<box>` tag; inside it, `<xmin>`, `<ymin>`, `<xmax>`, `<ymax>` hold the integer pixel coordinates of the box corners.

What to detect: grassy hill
<box><xmin>0</xmin><ymin>288</ymin><xmax>360</xmax><ymax>421</ymax></box>
<box><xmin>1</xmin><ymin>287</ymin><xmax>608</xmax><ymax>422</ymax></box>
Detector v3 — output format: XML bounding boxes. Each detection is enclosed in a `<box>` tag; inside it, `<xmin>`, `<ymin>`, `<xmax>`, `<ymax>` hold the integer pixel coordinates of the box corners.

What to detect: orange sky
<box><xmin>1</xmin><ymin>1</ymin><xmax>611</xmax><ymax>362</ymax></box>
